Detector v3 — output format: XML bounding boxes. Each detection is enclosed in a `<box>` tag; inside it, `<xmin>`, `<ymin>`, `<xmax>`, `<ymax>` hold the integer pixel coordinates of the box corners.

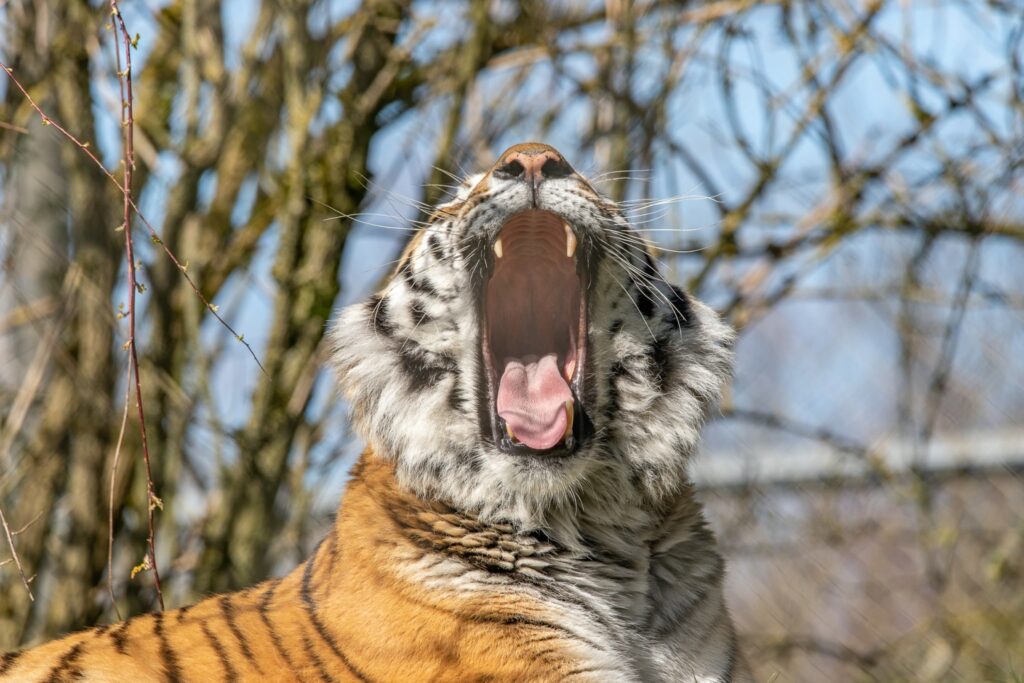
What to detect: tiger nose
<box><xmin>495</xmin><ymin>148</ymin><xmax>572</xmax><ymax>189</ymax></box>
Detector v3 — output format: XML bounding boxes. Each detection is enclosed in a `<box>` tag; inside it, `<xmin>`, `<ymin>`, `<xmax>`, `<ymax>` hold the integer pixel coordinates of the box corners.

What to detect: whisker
<box><xmin>598</xmin><ymin>232</ymin><xmax>688</xmax><ymax>335</ymax></box>
<box><xmin>607</xmin><ymin>232</ymin><xmax>708</xmax><ymax>255</ymax></box>
<box><xmin>352</xmin><ymin>171</ymin><xmax>435</xmax><ymax>212</ymax></box>
<box><xmin>619</xmin><ymin>192</ymin><xmax>722</xmax><ymax>210</ymax></box>
<box><xmin>600</xmin><ymin>263</ymin><xmax>657</xmax><ymax>343</ymax></box>
<box><xmin>431</xmin><ymin>165</ymin><xmax>465</xmax><ymax>184</ymax></box>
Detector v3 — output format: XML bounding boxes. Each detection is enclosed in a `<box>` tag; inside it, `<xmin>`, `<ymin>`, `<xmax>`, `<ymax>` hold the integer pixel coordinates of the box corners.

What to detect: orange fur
<box><xmin>1</xmin><ymin>452</ymin><xmax>592</xmax><ymax>682</ymax></box>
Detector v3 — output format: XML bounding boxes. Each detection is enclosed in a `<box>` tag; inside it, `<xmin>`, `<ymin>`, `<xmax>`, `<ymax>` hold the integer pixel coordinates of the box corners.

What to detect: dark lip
<box><xmin>477</xmin><ymin>213</ymin><xmax>593</xmax><ymax>457</ymax></box>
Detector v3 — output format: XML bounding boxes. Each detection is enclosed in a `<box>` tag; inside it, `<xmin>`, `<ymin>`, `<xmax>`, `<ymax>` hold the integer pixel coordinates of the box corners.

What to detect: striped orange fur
<box><xmin>3</xmin><ymin>455</ymin><xmax>605</xmax><ymax>682</ymax></box>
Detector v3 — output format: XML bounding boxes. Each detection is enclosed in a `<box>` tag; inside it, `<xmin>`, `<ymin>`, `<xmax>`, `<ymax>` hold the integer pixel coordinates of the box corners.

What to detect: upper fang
<box><xmin>494</xmin><ymin>238</ymin><xmax>504</xmax><ymax>259</ymax></box>
<box><xmin>564</xmin><ymin>223</ymin><xmax>577</xmax><ymax>258</ymax></box>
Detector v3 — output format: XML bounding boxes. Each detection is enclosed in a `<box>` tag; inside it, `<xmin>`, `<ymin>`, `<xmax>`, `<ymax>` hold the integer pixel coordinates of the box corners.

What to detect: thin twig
<box><xmin>107</xmin><ymin>362</ymin><xmax>132</xmax><ymax>620</ymax></box>
<box><xmin>0</xmin><ymin>505</ymin><xmax>33</xmax><ymax>601</ymax></box>
<box><xmin>110</xmin><ymin>0</ymin><xmax>163</xmax><ymax>611</ymax></box>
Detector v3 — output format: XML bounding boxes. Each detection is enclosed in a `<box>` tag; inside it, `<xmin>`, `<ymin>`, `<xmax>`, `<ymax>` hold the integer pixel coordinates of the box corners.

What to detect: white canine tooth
<box><xmin>563</xmin><ymin>400</ymin><xmax>574</xmax><ymax>439</ymax></box>
<box><xmin>564</xmin><ymin>358</ymin><xmax>576</xmax><ymax>381</ymax></box>
<box><xmin>564</xmin><ymin>222</ymin><xmax>577</xmax><ymax>258</ymax></box>
<box><xmin>494</xmin><ymin>238</ymin><xmax>504</xmax><ymax>259</ymax></box>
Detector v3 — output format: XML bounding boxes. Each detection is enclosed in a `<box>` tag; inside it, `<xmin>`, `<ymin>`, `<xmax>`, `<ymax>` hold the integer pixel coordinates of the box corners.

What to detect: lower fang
<box><xmin>506</xmin><ymin>422</ymin><xmax>516</xmax><ymax>442</ymax></box>
<box><xmin>494</xmin><ymin>238</ymin><xmax>504</xmax><ymax>259</ymax></box>
<box><xmin>563</xmin><ymin>400</ymin><xmax>574</xmax><ymax>439</ymax></box>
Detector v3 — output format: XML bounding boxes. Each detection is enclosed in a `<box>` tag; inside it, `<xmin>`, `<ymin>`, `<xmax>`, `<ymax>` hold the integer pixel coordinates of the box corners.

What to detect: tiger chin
<box><xmin>2</xmin><ymin>143</ymin><xmax>751</xmax><ymax>682</ymax></box>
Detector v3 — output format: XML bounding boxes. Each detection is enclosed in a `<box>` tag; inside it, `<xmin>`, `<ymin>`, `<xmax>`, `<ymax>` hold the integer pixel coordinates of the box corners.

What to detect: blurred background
<box><xmin>1</xmin><ymin>0</ymin><xmax>1022</xmax><ymax>679</ymax></box>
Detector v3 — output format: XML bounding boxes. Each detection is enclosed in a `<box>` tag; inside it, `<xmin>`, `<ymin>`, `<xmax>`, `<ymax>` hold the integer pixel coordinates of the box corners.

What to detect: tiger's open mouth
<box><xmin>481</xmin><ymin>209</ymin><xmax>590</xmax><ymax>455</ymax></box>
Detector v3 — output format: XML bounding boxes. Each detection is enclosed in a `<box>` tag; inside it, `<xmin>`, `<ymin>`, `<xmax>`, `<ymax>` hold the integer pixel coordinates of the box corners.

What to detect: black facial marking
<box><xmin>428</xmin><ymin>233</ymin><xmax>447</xmax><ymax>262</ymax></box>
<box><xmin>668</xmin><ymin>285</ymin><xmax>693</xmax><ymax>328</ymax></box>
<box><xmin>604</xmin><ymin>362</ymin><xmax>626</xmax><ymax>424</ymax></box>
<box><xmin>403</xmin><ymin>264</ymin><xmax>439</xmax><ymax>297</ymax></box>
<box><xmin>649</xmin><ymin>335</ymin><xmax>673</xmax><ymax>393</ymax></box>
<box><xmin>367</xmin><ymin>295</ymin><xmax>395</xmax><ymax>337</ymax></box>
<box><xmin>457</xmin><ymin>216</ymin><xmax>494</xmax><ymax>288</ymax></box>
<box><xmin>636</xmin><ymin>289</ymin><xmax>656</xmax><ymax>318</ymax></box>
<box><xmin>396</xmin><ymin>343</ymin><xmax>457</xmax><ymax>391</ymax></box>
<box><xmin>634</xmin><ymin>250</ymin><xmax>662</xmax><ymax>318</ymax></box>
<box><xmin>447</xmin><ymin>381</ymin><xmax>465</xmax><ymax>411</ymax></box>
<box><xmin>409</xmin><ymin>299</ymin><xmax>433</xmax><ymax>326</ymax></box>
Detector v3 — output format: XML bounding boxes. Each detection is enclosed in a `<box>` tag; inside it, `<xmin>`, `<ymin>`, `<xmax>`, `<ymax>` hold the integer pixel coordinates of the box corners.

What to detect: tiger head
<box><xmin>330</xmin><ymin>143</ymin><xmax>733</xmax><ymax>539</ymax></box>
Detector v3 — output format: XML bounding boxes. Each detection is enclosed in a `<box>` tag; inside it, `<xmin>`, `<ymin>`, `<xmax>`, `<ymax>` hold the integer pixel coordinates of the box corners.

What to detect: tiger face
<box><xmin>330</xmin><ymin>143</ymin><xmax>733</xmax><ymax>536</ymax></box>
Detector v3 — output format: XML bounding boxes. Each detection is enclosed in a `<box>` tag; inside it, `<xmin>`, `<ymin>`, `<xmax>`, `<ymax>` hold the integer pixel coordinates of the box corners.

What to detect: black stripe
<box><xmin>44</xmin><ymin>642</ymin><xmax>85</xmax><ymax>683</ymax></box>
<box><xmin>202</xmin><ymin>620</ymin><xmax>238</xmax><ymax>682</ymax></box>
<box><xmin>447</xmin><ymin>381</ymin><xmax>465</xmax><ymax>411</ymax></box>
<box><xmin>636</xmin><ymin>288</ymin><xmax>656</xmax><ymax>318</ymax></box>
<box><xmin>257</xmin><ymin>579</ymin><xmax>298</xmax><ymax>671</ymax></box>
<box><xmin>153</xmin><ymin>612</ymin><xmax>184</xmax><ymax>682</ymax></box>
<box><xmin>301</xmin><ymin>630</ymin><xmax>338</xmax><ymax>683</ymax></box>
<box><xmin>521</xmin><ymin>633</ymin><xmax>560</xmax><ymax>646</ymax></box>
<box><xmin>342</xmin><ymin>549</ymin><xmax>608</xmax><ymax>664</ymax></box>
<box><xmin>176</xmin><ymin>604</ymin><xmax>192</xmax><ymax>624</ymax></box>
<box><xmin>511</xmin><ymin>575</ymin><xmax>621</xmax><ymax>636</ymax></box>
<box><xmin>0</xmin><ymin>651</ymin><xmax>21</xmax><ymax>675</ymax></box>
<box><xmin>323</xmin><ymin>529</ymin><xmax>340</xmax><ymax>579</ymax></box>
<box><xmin>427</xmin><ymin>234</ymin><xmax>446</xmax><ymax>262</ymax></box>
<box><xmin>562</xmin><ymin>666</ymin><xmax>606</xmax><ymax>679</ymax></box>
<box><xmin>219</xmin><ymin>595</ymin><xmax>262</xmax><ymax>674</ymax></box>
<box><xmin>367</xmin><ymin>295</ymin><xmax>395</xmax><ymax>336</ymax></box>
<box><xmin>110</xmin><ymin>619</ymin><xmax>130</xmax><ymax>654</ymax></box>
<box><xmin>384</xmin><ymin>587</ymin><xmax>609</xmax><ymax>658</ymax></box>
<box><xmin>649</xmin><ymin>334</ymin><xmax>672</xmax><ymax>393</ymax></box>
<box><xmin>472</xmin><ymin>613</ymin><xmax>607</xmax><ymax>654</ymax></box>
<box><xmin>668</xmin><ymin>285</ymin><xmax>693</xmax><ymax>327</ymax></box>
<box><xmin>395</xmin><ymin>343</ymin><xmax>457</xmax><ymax>391</ymax></box>
<box><xmin>627</xmin><ymin>251</ymin><xmax>663</xmax><ymax>318</ymax></box>
<box><xmin>403</xmin><ymin>264</ymin><xmax>439</xmax><ymax>297</ymax></box>
<box><xmin>409</xmin><ymin>299</ymin><xmax>433</xmax><ymax>326</ymax></box>
<box><xmin>301</xmin><ymin>553</ymin><xmax>370</xmax><ymax>681</ymax></box>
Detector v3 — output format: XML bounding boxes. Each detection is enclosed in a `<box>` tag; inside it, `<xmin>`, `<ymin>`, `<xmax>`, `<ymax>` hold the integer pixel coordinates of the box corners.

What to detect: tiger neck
<box><xmin>347</xmin><ymin>453</ymin><xmax>567</xmax><ymax>573</ymax></box>
<box><xmin>334</xmin><ymin>452</ymin><xmax>717</xmax><ymax>607</ymax></box>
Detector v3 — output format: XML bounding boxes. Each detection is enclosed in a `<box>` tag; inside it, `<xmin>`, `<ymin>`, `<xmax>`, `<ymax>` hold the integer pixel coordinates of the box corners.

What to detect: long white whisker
<box><xmin>599</xmin><ymin>233</ymin><xmax>688</xmax><ymax>335</ymax></box>
<box><xmin>601</xmin><ymin>263</ymin><xmax>657</xmax><ymax>343</ymax></box>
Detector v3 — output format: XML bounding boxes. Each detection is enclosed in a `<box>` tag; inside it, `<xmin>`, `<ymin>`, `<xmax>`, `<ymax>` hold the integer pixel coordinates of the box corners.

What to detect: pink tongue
<box><xmin>496</xmin><ymin>353</ymin><xmax>572</xmax><ymax>450</ymax></box>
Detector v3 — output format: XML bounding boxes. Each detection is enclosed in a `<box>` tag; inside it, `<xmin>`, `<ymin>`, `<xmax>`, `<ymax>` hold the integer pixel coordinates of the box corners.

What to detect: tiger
<box><xmin>1</xmin><ymin>143</ymin><xmax>750</xmax><ymax>682</ymax></box>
